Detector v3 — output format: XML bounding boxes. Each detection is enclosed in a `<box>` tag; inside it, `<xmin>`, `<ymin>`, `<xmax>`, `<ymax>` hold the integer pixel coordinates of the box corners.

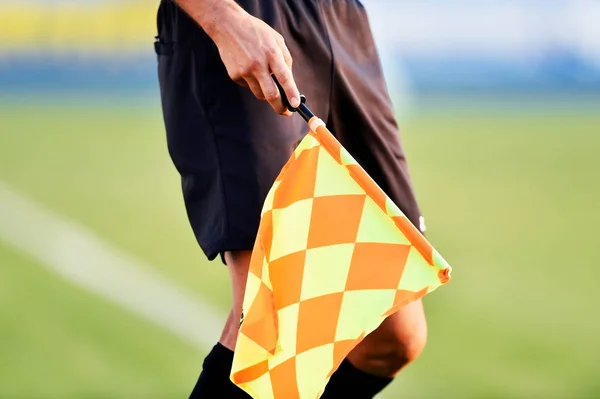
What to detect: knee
<box><xmin>375</xmin><ymin>327</ymin><xmax>427</xmax><ymax>376</ymax></box>
<box><xmin>348</xmin><ymin>306</ymin><xmax>428</xmax><ymax>377</ymax></box>
<box><xmin>384</xmin><ymin>325</ymin><xmax>428</xmax><ymax>373</ymax></box>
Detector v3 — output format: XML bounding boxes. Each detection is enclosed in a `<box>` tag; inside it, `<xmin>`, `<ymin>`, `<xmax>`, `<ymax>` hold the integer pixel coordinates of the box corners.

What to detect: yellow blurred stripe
<box><xmin>0</xmin><ymin>2</ymin><xmax>156</xmax><ymax>52</ymax></box>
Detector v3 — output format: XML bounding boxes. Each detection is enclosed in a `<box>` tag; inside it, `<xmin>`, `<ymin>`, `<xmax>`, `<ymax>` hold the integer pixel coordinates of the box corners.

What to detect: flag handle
<box><xmin>272</xmin><ymin>75</ymin><xmax>315</xmax><ymax>122</ymax></box>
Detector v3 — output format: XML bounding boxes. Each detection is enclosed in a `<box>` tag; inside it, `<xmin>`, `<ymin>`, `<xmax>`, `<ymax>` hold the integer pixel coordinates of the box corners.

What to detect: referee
<box><xmin>155</xmin><ymin>0</ymin><xmax>427</xmax><ymax>397</ymax></box>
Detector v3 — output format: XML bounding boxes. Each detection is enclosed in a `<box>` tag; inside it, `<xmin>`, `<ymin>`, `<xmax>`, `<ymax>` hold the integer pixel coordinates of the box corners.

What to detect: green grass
<box><xmin>396</xmin><ymin>111</ymin><xmax>600</xmax><ymax>398</ymax></box>
<box><xmin>0</xmin><ymin>242</ymin><xmax>201</xmax><ymax>398</ymax></box>
<box><xmin>1</xmin><ymin>98</ymin><xmax>599</xmax><ymax>398</ymax></box>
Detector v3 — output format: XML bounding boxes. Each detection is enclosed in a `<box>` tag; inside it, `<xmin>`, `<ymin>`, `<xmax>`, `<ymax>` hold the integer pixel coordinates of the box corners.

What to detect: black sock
<box><xmin>190</xmin><ymin>346</ymin><xmax>391</xmax><ymax>399</ymax></box>
<box><xmin>320</xmin><ymin>359</ymin><xmax>394</xmax><ymax>399</ymax></box>
<box><xmin>189</xmin><ymin>343</ymin><xmax>252</xmax><ymax>399</ymax></box>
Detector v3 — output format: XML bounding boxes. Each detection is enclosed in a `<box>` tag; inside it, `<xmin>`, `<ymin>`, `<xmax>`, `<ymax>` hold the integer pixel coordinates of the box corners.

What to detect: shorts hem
<box><xmin>203</xmin><ymin>235</ymin><xmax>257</xmax><ymax>263</ymax></box>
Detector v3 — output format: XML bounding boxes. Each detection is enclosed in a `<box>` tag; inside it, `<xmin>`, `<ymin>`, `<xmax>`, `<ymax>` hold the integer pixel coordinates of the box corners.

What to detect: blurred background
<box><xmin>1</xmin><ymin>0</ymin><xmax>599</xmax><ymax>398</ymax></box>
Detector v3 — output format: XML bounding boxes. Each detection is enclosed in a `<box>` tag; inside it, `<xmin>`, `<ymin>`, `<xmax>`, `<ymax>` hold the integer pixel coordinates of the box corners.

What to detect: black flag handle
<box><xmin>272</xmin><ymin>75</ymin><xmax>315</xmax><ymax>123</ymax></box>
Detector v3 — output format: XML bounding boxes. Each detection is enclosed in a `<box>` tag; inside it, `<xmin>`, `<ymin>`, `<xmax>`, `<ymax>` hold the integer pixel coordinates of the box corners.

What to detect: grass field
<box><xmin>1</xmin><ymin>97</ymin><xmax>599</xmax><ymax>398</ymax></box>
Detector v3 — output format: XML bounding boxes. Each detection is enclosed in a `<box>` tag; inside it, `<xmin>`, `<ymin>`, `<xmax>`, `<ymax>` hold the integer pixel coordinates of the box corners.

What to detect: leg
<box><xmin>220</xmin><ymin>250</ymin><xmax>252</xmax><ymax>351</ymax></box>
<box><xmin>320</xmin><ymin>303</ymin><xmax>427</xmax><ymax>399</ymax></box>
<box><xmin>347</xmin><ymin>301</ymin><xmax>427</xmax><ymax>377</ymax></box>
<box><xmin>189</xmin><ymin>250</ymin><xmax>253</xmax><ymax>398</ymax></box>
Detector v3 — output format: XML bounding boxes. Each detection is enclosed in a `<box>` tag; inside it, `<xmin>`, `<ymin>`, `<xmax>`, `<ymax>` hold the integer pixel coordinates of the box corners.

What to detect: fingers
<box><xmin>255</xmin><ymin>72</ymin><xmax>287</xmax><ymax>114</ymax></box>
<box><xmin>275</xmin><ymin>34</ymin><xmax>293</xmax><ymax>69</ymax></box>
<box><xmin>235</xmin><ymin>78</ymin><xmax>249</xmax><ymax>89</ymax></box>
<box><xmin>228</xmin><ymin>32</ymin><xmax>299</xmax><ymax>115</ymax></box>
<box><xmin>249</xmin><ymin>45</ymin><xmax>297</xmax><ymax>115</ymax></box>
<box><xmin>244</xmin><ymin>77</ymin><xmax>265</xmax><ymax>101</ymax></box>
<box><xmin>269</xmin><ymin>51</ymin><xmax>300</xmax><ymax>109</ymax></box>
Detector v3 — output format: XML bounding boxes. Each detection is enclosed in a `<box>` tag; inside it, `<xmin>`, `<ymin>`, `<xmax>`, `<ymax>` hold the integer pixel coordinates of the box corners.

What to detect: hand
<box><xmin>207</xmin><ymin>4</ymin><xmax>301</xmax><ymax>115</ymax></box>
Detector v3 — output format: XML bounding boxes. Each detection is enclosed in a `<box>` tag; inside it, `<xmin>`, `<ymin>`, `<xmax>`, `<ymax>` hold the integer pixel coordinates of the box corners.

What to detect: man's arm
<box><xmin>174</xmin><ymin>0</ymin><xmax>300</xmax><ymax>114</ymax></box>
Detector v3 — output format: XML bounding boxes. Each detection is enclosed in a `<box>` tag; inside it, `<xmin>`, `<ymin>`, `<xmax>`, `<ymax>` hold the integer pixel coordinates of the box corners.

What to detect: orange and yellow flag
<box><xmin>230</xmin><ymin>117</ymin><xmax>452</xmax><ymax>399</ymax></box>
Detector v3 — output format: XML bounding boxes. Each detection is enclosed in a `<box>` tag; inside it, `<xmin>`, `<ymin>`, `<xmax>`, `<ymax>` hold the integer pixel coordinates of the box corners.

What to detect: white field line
<box><xmin>0</xmin><ymin>181</ymin><xmax>225</xmax><ymax>350</ymax></box>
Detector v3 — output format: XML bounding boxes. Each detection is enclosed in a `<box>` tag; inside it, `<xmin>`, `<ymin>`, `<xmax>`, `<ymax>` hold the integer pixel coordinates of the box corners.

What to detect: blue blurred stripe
<box><xmin>0</xmin><ymin>53</ymin><xmax>157</xmax><ymax>93</ymax></box>
<box><xmin>2</xmin><ymin>53</ymin><xmax>598</xmax><ymax>95</ymax></box>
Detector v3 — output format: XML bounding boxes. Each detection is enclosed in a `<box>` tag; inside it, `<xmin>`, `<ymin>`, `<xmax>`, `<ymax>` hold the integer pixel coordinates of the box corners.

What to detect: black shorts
<box><xmin>155</xmin><ymin>0</ymin><xmax>423</xmax><ymax>261</ymax></box>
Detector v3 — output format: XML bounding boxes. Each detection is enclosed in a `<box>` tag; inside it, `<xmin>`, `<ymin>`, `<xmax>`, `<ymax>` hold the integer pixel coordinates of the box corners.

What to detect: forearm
<box><xmin>173</xmin><ymin>0</ymin><xmax>243</xmax><ymax>40</ymax></box>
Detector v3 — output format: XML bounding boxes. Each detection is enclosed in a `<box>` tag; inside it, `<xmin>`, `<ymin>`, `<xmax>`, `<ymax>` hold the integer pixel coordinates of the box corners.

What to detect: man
<box><xmin>155</xmin><ymin>0</ymin><xmax>427</xmax><ymax>397</ymax></box>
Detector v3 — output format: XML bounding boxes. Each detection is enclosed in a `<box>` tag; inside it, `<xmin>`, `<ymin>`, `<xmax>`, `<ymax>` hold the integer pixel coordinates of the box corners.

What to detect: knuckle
<box><xmin>228</xmin><ymin>68</ymin><xmax>241</xmax><ymax>81</ymax></box>
<box><xmin>276</xmin><ymin>33</ymin><xmax>286</xmax><ymax>45</ymax></box>
<box><xmin>265</xmin><ymin>46</ymin><xmax>279</xmax><ymax>60</ymax></box>
<box><xmin>239</xmin><ymin>68</ymin><xmax>250</xmax><ymax>77</ymax></box>
<box><xmin>242</xmin><ymin>59</ymin><xmax>260</xmax><ymax>75</ymax></box>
